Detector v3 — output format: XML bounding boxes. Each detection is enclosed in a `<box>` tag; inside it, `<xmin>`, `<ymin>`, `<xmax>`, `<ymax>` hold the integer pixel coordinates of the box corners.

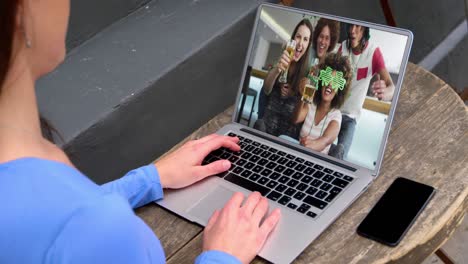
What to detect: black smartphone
<box><xmin>357</xmin><ymin>177</ymin><xmax>435</xmax><ymax>246</ymax></box>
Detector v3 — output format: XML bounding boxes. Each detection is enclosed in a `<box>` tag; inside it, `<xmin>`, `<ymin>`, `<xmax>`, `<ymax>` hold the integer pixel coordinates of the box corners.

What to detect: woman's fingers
<box><xmin>280</xmin><ymin>56</ymin><xmax>289</xmax><ymax>65</ymax></box>
<box><xmin>280</xmin><ymin>84</ymin><xmax>290</xmax><ymax>97</ymax></box>
<box><xmin>251</xmin><ymin>197</ymin><xmax>269</xmax><ymax>225</ymax></box>
<box><xmin>300</xmin><ymin>136</ymin><xmax>311</xmax><ymax>146</ymax></box>
<box><xmin>241</xmin><ymin>192</ymin><xmax>262</xmax><ymax>216</ymax></box>
<box><xmin>278</xmin><ymin>50</ymin><xmax>291</xmax><ymax>71</ymax></box>
<box><xmin>206</xmin><ymin>209</ymin><xmax>220</xmax><ymax>231</ymax></box>
<box><xmin>198</xmin><ymin>135</ymin><xmax>240</xmax><ymax>156</ymax></box>
<box><xmin>299</xmin><ymin>136</ymin><xmax>306</xmax><ymax>145</ymax></box>
<box><xmin>371</xmin><ymin>80</ymin><xmax>386</xmax><ymax>99</ymax></box>
<box><xmin>193</xmin><ymin>159</ymin><xmax>231</xmax><ymax>180</ymax></box>
<box><xmin>223</xmin><ymin>192</ymin><xmax>245</xmax><ymax>215</ymax></box>
<box><xmin>194</xmin><ymin>134</ymin><xmax>219</xmax><ymax>144</ymax></box>
<box><xmin>258</xmin><ymin>208</ymin><xmax>281</xmax><ymax>242</ymax></box>
<box><xmin>202</xmin><ymin>192</ymin><xmax>282</xmax><ymax>264</ymax></box>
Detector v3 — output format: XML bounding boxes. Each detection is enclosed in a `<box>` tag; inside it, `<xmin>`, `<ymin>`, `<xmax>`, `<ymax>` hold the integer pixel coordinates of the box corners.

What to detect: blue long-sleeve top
<box><xmin>0</xmin><ymin>158</ymin><xmax>240</xmax><ymax>264</ymax></box>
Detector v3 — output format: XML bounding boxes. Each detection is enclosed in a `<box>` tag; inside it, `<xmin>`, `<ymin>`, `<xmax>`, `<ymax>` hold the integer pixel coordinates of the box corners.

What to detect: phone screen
<box><xmin>357</xmin><ymin>177</ymin><xmax>435</xmax><ymax>246</ymax></box>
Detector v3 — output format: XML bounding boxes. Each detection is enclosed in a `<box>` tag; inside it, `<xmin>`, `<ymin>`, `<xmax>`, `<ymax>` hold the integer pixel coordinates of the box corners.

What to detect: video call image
<box><xmin>235</xmin><ymin>6</ymin><xmax>408</xmax><ymax>170</ymax></box>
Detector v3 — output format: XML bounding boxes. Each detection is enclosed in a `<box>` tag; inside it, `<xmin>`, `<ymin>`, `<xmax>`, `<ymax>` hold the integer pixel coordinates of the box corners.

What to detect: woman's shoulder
<box><xmin>0</xmin><ymin>157</ymin><xmax>101</xmax><ymax>206</ymax></box>
<box><xmin>330</xmin><ymin>108</ymin><xmax>341</xmax><ymax>114</ymax></box>
<box><xmin>0</xmin><ymin>132</ymin><xmax>73</xmax><ymax>166</ymax></box>
<box><xmin>1</xmin><ymin>156</ymin><xmax>71</xmax><ymax>169</ymax></box>
<box><xmin>329</xmin><ymin>108</ymin><xmax>342</xmax><ymax>121</ymax></box>
<box><xmin>0</xmin><ymin>157</ymin><xmax>87</xmax><ymax>183</ymax></box>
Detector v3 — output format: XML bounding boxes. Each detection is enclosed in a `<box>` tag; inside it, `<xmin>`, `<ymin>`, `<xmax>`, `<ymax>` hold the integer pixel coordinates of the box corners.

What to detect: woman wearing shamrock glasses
<box><xmin>292</xmin><ymin>53</ymin><xmax>351</xmax><ymax>155</ymax></box>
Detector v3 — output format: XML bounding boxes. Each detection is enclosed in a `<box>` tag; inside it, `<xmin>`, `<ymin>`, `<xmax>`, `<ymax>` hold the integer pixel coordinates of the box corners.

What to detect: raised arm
<box><xmin>291</xmin><ymin>100</ymin><xmax>309</xmax><ymax>124</ymax></box>
<box><xmin>263</xmin><ymin>67</ymin><xmax>281</xmax><ymax>95</ymax></box>
<box><xmin>291</xmin><ymin>77</ymin><xmax>311</xmax><ymax>124</ymax></box>
<box><xmin>370</xmin><ymin>47</ymin><xmax>395</xmax><ymax>101</ymax></box>
<box><xmin>263</xmin><ymin>50</ymin><xmax>291</xmax><ymax>95</ymax></box>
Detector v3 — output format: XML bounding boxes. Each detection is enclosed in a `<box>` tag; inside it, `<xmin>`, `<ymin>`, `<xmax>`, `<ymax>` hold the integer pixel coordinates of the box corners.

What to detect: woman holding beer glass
<box><xmin>301</xmin><ymin>18</ymin><xmax>340</xmax><ymax>105</ymax></box>
<box><xmin>292</xmin><ymin>53</ymin><xmax>351</xmax><ymax>155</ymax></box>
<box><xmin>254</xmin><ymin>19</ymin><xmax>313</xmax><ymax>138</ymax></box>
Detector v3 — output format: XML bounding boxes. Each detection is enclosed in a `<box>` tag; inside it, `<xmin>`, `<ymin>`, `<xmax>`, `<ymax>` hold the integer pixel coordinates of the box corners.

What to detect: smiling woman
<box><xmin>312</xmin><ymin>18</ymin><xmax>340</xmax><ymax>62</ymax></box>
<box><xmin>292</xmin><ymin>53</ymin><xmax>352</xmax><ymax>155</ymax></box>
<box><xmin>254</xmin><ymin>18</ymin><xmax>313</xmax><ymax>138</ymax></box>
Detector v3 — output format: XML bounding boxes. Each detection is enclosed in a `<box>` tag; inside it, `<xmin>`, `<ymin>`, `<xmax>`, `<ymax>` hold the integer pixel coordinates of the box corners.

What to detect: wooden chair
<box><xmin>278</xmin><ymin>0</ymin><xmax>295</xmax><ymax>6</ymax></box>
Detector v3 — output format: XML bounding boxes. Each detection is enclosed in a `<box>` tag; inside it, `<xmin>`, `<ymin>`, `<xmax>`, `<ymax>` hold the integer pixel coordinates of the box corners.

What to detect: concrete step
<box><xmin>67</xmin><ymin>0</ymin><xmax>151</xmax><ymax>49</ymax></box>
<box><xmin>37</xmin><ymin>0</ymin><xmax>272</xmax><ymax>184</ymax></box>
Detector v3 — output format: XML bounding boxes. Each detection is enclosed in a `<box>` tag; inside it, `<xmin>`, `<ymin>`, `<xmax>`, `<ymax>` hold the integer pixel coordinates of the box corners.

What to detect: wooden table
<box><xmin>135</xmin><ymin>63</ymin><xmax>468</xmax><ymax>263</ymax></box>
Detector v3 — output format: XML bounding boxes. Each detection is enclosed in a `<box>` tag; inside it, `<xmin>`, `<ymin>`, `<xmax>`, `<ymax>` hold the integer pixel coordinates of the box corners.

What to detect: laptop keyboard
<box><xmin>203</xmin><ymin>132</ymin><xmax>355</xmax><ymax>219</ymax></box>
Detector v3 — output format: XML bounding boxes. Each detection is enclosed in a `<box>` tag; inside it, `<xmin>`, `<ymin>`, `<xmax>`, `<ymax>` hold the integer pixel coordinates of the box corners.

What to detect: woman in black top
<box><xmin>255</xmin><ymin>19</ymin><xmax>313</xmax><ymax>138</ymax></box>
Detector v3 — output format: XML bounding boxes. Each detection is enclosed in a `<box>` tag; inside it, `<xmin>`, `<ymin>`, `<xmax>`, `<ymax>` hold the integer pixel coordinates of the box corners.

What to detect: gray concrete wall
<box><xmin>67</xmin><ymin>0</ymin><xmax>150</xmax><ymax>49</ymax></box>
<box><xmin>433</xmin><ymin>36</ymin><xmax>467</xmax><ymax>93</ymax></box>
<box><xmin>38</xmin><ymin>0</ymin><xmax>271</xmax><ymax>183</ymax></box>
<box><xmin>65</xmin><ymin>13</ymin><xmax>257</xmax><ymax>184</ymax></box>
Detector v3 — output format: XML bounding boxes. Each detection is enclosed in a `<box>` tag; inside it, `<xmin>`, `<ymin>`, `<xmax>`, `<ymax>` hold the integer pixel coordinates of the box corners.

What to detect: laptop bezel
<box><xmin>230</xmin><ymin>3</ymin><xmax>413</xmax><ymax>178</ymax></box>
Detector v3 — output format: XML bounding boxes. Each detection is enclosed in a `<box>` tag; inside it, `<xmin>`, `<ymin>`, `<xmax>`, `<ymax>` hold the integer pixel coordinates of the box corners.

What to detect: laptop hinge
<box><xmin>240</xmin><ymin>128</ymin><xmax>357</xmax><ymax>172</ymax></box>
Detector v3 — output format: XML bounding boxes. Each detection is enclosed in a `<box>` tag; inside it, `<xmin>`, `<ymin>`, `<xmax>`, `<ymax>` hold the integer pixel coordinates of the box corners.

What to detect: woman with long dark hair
<box><xmin>0</xmin><ymin>0</ymin><xmax>280</xmax><ymax>263</ymax></box>
<box><xmin>254</xmin><ymin>19</ymin><xmax>313</xmax><ymax>138</ymax></box>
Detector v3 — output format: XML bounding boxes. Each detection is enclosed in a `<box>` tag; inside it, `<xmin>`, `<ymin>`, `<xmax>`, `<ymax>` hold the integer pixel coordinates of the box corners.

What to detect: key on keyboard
<box><xmin>224</xmin><ymin>173</ymin><xmax>270</xmax><ymax>196</ymax></box>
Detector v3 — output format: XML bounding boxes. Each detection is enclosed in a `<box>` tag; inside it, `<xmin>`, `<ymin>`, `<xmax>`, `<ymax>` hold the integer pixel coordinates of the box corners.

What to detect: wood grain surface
<box><xmin>137</xmin><ymin>63</ymin><xmax>468</xmax><ymax>263</ymax></box>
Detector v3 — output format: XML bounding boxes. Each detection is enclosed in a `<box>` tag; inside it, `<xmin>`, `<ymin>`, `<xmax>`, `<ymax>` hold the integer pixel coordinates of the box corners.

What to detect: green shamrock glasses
<box><xmin>318</xmin><ymin>66</ymin><xmax>347</xmax><ymax>91</ymax></box>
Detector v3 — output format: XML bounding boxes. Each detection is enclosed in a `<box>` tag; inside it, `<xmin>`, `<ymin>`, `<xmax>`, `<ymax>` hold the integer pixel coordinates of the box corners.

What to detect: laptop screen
<box><xmin>234</xmin><ymin>5</ymin><xmax>411</xmax><ymax>171</ymax></box>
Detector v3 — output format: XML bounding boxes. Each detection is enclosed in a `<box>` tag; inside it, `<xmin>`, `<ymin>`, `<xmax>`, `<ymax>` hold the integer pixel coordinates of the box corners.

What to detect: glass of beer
<box><xmin>301</xmin><ymin>83</ymin><xmax>316</xmax><ymax>103</ymax></box>
<box><xmin>278</xmin><ymin>39</ymin><xmax>296</xmax><ymax>84</ymax></box>
<box><xmin>302</xmin><ymin>69</ymin><xmax>318</xmax><ymax>103</ymax></box>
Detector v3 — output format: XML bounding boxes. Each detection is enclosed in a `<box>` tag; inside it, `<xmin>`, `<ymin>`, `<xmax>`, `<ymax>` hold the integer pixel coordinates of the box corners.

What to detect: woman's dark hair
<box><xmin>1</xmin><ymin>0</ymin><xmax>62</xmax><ymax>144</ymax></box>
<box><xmin>313</xmin><ymin>53</ymin><xmax>352</xmax><ymax>109</ymax></box>
<box><xmin>287</xmin><ymin>19</ymin><xmax>313</xmax><ymax>95</ymax></box>
<box><xmin>0</xmin><ymin>0</ymin><xmax>19</xmax><ymax>92</ymax></box>
<box><xmin>312</xmin><ymin>18</ymin><xmax>340</xmax><ymax>53</ymax></box>
<box><xmin>40</xmin><ymin>116</ymin><xmax>64</xmax><ymax>143</ymax></box>
<box><xmin>346</xmin><ymin>24</ymin><xmax>370</xmax><ymax>52</ymax></box>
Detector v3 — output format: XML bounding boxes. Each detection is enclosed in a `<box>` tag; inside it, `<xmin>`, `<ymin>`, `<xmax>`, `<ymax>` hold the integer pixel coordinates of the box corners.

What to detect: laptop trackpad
<box><xmin>187</xmin><ymin>185</ymin><xmax>235</xmax><ymax>225</ymax></box>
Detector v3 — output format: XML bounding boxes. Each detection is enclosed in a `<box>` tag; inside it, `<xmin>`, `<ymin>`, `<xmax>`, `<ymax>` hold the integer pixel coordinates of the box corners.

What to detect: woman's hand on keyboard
<box><xmin>202</xmin><ymin>191</ymin><xmax>281</xmax><ymax>263</ymax></box>
<box><xmin>155</xmin><ymin>134</ymin><xmax>240</xmax><ymax>189</ymax></box>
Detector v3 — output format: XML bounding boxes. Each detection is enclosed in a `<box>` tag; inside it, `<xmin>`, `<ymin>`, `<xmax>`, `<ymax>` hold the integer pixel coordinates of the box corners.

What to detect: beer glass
<box><xmin>301</xmin><ymin>69</ymin><xmax>318</xmax><ymax>104</ymax></box>
<box><xmin>301</xmin><ymin>84</ymin><xmax>316</xmax><ymax>103</ymax></box>
<box><xmin>278</xmin><ymin>39</ymin><xmax>296</xmax><ymax>84</ymax></box>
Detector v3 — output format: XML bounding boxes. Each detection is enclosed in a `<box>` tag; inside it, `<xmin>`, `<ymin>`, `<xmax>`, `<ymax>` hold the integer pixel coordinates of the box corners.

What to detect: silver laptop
<box><xmin>158</xmin><ymin>4</ymin><xmax>413</xmax><ymax>263</ymax></box>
